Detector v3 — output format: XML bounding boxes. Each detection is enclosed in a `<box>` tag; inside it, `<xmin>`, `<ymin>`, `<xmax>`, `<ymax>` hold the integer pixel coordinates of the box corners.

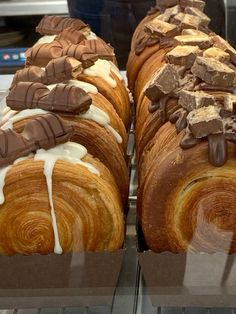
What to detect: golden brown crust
<box><xmin>0</xmin><ymin>158</ymin><xmax>124</xmax><ymax>255</ymax></box>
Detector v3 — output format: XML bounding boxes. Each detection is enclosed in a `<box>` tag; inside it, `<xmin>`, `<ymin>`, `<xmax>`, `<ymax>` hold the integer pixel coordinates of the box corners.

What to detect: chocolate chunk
<box><xmin>212</xmin><ymin>35</ymin><xmax>236</xmax><ymax>65</ymax></box>
<box><xmin>224</xmin><ymin>94</ymin><xmax>236</xmax><ymax>112</ymax></box>
<box><xmin>22</xmin><ymin>113</ymin><xmax>73</xmax><ymax>150</ymax></box>
<box><xmin>79</xmin><ymin>38</ymin><xmax>115</xmax><ymax>61</ymax></box>
<box><xmin>157</xmin><ymin>0</ymin><xmax>179</xmax><ymax>8</ymax></box>
<box><xmin>174</xmin><ymin>34</ymin><xmax>212</xmax><ymax>49</ymax></box>
<box><xmin>158</xmin><ymin>5</ymin><xmax>181</xmax><ymax>22</ymax></box>
<box><xmin>25</xmin><ymin>41</ymin><xmax>63</xmax><ymax>67</ymax></box>
<box><xmin>42</xmin><ymin>56</ymin><xmax>83</xmax><ymax>85</ymax></box>
<box><xmin>203</xmin><ymin>47</ymin><xmax>230</xmax><ymax>63</ymax></box>
<box><xmin>191</xmin><ymin>56</ymin><xmax>235</xmax><ymax>87</ymax></box>
<box><xmin>166</xmin><ymin>45</ymin><xmax>200</xmax><ymax>69</ymax></box>
<box><xmin>135</xmin><ymin>30</ymin><xmax>159</xmax><ymax>55</ymax></box>
<box><xmin>187</xmin><ymin>105</ymin><xmax>223</xmax><ymax>138</ymax></box>
<box><xmin>55</xmin><ymin>27</ymin><xmax>86</xmax><ymax>44</ymax></box>
<box><xmin>62</xmin><ymin>44</ymin><xmax>98</xmax><ymax>68</ymax></box>
<box><xmin>7</xmin><ymin>82</ymin><xmax>92</xmax><ymax>114</ymax></box>
<box><xmin>171</xmin><ymin>12</ymin><xmax>185</xmax><ymax>25</ymax></box>
<box><xmin>182</xmin><ymin>29</ymin><xmax>208</xmax><ymax>36</ymax></box>
<box><xmin>36</xmin><ymin>16</ymin><xmax>89</xmax><ymax>35</ymax></box>
<box><xmin>0</xmin><ymin>129</ymin><xmax>36</xmax><ymax>168</ymax></box>
<box><xmin>180</xmin><ymin>129</ymin><xmax>201</xmax><ymax>149</ymax></box>
<box><xmin>145</xmin><ymin>64</ymin><xmax>179</xmax><ymax>101</ymax></box>
<box><xmin>185</xmin><ymin>7</ymin><xmax>211</xmax><ymax>26</ymax></box>
<box><xmin>208</xmin><ymin>133</ymin><xmax>227</xmax><ymax>167</ymax></box>
<box><xmin>145</xmin><ymin>18</ymin><xmax>178</xmax><ymax>38</ymax></box>
<box><xmin>180</xmin><ymin>14</ymin><xmax>202</xmax><ymax>30</ymax></box>
<box><xmin>169</xmin><ymin>108</ymin><xmax>188</xmax><ymax>133</ymax></box>
<box><xmin>10</xmin><ymin>66</ymin><xmax>44</xmax><ymax>89</ymax></box>
<box><xmin>180</xmin><ymin>0</ymin><xmax>205</xmax><ymax>11</ymax></box>
<box><xmin>179</xmin><ymin>90</ymin><xmax>215</xmax><ymax>111</ymax></box>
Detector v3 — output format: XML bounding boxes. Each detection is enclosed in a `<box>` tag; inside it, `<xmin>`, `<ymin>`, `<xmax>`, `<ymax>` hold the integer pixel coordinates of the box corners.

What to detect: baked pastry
<box><xmin>1</xmin><ymin>56</ymin><xmax>129</xmax><ymax>204</ymax></box>
<box><xmin>0</xmin><ymin>114</ymin><xmax>124</xmax><ymax>255</ymax></box>
<box><xmin>130</xmin><ymin>1</ymin><xmax>236</xmax><ymax>252</ymax></box>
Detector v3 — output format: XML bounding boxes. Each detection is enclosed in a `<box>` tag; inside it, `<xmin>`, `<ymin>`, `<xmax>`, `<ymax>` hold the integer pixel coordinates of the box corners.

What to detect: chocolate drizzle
<box><xmin>55</xmin><ymin>27</ymin><xmax>86</xmax><ymax>44</ymax></box>
<box><xmin>135</xmin><ymin>29</ymin><xmax>160</xmax><ymax>56</ymax></box>
<box><xmin>36</xmin><ymin>16</ymin><xmax>89</xmax><ymax>35</ymax></box>
<box><xmin>169</xmin><ymin>108</ymin><xmax>188</xmax><ymax>133</ymax></box>
<box><xmin>208</xmin><ymin>133</ymin><xmax>227</xmax><ymax>167</ymax></box>
<box><xmin>6</xmin><ymin>82</ymin><xmax>92</xmax><ymax>114</ymax></box>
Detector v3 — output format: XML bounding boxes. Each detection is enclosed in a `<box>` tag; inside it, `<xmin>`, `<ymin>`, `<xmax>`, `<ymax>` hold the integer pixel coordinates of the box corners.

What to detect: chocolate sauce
<box><xmin>208</xmin><ymin>133</ymin><xmax>227</xmax><ymax>167</ymax></box>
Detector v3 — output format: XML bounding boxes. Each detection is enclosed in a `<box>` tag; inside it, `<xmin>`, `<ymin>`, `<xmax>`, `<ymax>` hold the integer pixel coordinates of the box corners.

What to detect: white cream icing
<box><xmin>0</xmin><ymin>166</ymin><xmax>11</xmax><ymax>205</ymax></box>
<box><xmin>86</xmin><ymin>31</ymin><xmax>98</xmax><ymax>40</ymax></box>
<box><xmin>109</xmin><ymin>62</ymin><xmax>123</xmax><ymax>81</ymax></box>
<box><xmin>66</xmin><ymin>79</ymin><xmax>98</xmax><ymax>94</ymax></box>
<box><xmin>34</xmin><ymin>142</ymin><xmax>100</xmax><ymax>254</ymax></box>
<box><xmin>1</xmin><ymin>108</ymin><xmax>48</xmax><ymax>130</ymax></box>
<box><xmin>84</xmin><ymin>59</ymin><xmax>117</xmax><ymax>88</ymax></box>
<box><xmin>36</xmin><ymin>35</ymin><xmax>57</xmax><ymax>45</ymax></box>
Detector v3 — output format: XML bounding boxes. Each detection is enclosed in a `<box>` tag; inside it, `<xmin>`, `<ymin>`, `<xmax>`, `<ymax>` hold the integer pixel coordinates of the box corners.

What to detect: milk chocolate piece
<box><xmin>172</xmin><ymin>12</ymin><xmax>185</xmax><ymax>25</ymax></box>
<box><xmin>79</xmin><ymin>38</ymin><xmax>115</xmax><ymax>61</ymax></box>
<box><xmin>191</xmin><ymin>56</ymin><xmax>235</xmax><ymax>87</ymax></box>
<box><xmin>180</xmin><ymin>129</ymin><xmax>201</xmax><ymax>149</ymax></box>
<box><xmin>212</xmin><ymin>35</ymin><xmax>236</xmax><ymax>65</ymax></box>
<box><xmin>166</xmin><ymin>45</ymin><xmax>200</xmax><ymax>68</ymax></box>
<box><xmin>181</xmin><ymin>14</ymin><xmax>202</xmax><ymax>30</ymax></box>
<box><xmin>203</xmin><ymin>47</ymin><xmax>230</xmax><ymax>63</ymax></box>
<box><xmin>187</xmin><ymin>105</ymin><xmax>223</xmax><ymax>138</ymax></box>
<box><xmin>10</xmin><ymin>66</ymin><xmax>44</xmax><ymax>89</ymax></box>
<box><xmin>36</xmin><ymin>16</ymin><xmax>89</xmax><ymax>35</ymax></box>
<box><xmin>135</xmin><ymin>30</ymin><xmax>159</xmax><ymax>55</ymax></box>
<box><xmin>157</xmin><ymin>0</ymin><xmax>179</xmax><ymax>8</ymax></box>
<box><xmin>158</xmin><ymin>5</ymin><xmax>181</xmax><ymax>22</ymax></box>
<box><xmin>182</xmin><ymin>29</ymin><xmax>207</xmax><ymax>36</ymax></box>
<box><xmin>179</xmin><ymin>90</ymin><xmax>215</xmax><ymax>111</ymax></box>
<box><xmin>145</xmin><ymin>19</ymin><xmax>178</xmax><ymax>38</ymax></box>
<box><xmin>7</xmin><ymin>82</ymin><xmax>92</xmax><ymax>114</ymax></box>
<box><xmin>174</xmin><ymin>34</ymin><xmax>212</xmax><ymax>49</ymax></box>
<box><xmin>22</xmin><ymin>113</ymin><xmax>73</xmax><ymax>150</ymax></box>
<box><xmin>224</xmin><ymin>94</ymin><xmax>236</xmax><ymax>112</ymax></box>
<box><xmin>25</xmin><ymin>41</ymin><xmax>63</xmax><ymax>67</ymax></box>
<box><xmin>55</xmin><ymin>27</ymin><xmax>86</xmax><ymax>44</ymax></box>
<box><xmin>62</xmin><ymin>44</ymin><xmax>98</xmax><ymax>68</ymax></box>
<box><xmin>42</xmin><ymin>56</ymin><xmax>83</xmax><ymax>85</ymax></box>
<box><xmin>145</xmin><ymin>64</ymin><xmax>179</xmax><ymax>101</ymax></box>
<box><xmin>0</xmin><ymin>129</ymin><xmax>35</xmax><ymax>168</ymax></box>
<box><xmin>180</xmin><ymin>0</ymin><xmax>205</xmax><ymax>11</ymax></box>
<box><xmin>208</xmin><ymin>133</ymin><xmax>227</xmax><ymax>167</ymax></box>
<box><xmin>185</xmin><ymin>7</ymin><xmax>211</xmax><ymax>26</ymax></box>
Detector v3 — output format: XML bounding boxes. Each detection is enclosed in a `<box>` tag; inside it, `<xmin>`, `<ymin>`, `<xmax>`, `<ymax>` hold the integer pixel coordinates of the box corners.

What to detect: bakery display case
<box><xmin>1</xmin><ymin>0</ymin><xmax>236</xmax><ymax>314</ymax></box>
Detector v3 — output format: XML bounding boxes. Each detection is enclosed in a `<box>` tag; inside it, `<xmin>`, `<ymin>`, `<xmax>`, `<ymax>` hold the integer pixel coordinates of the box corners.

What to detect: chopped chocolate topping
<box><xmin>170</xmin><ymin>108</ymin><xmax>188</xmax><ymax>133</ymax></box>
<box><xmin>181</xmin><ymin>29</ymin><xmax>207</xmax><ymax>36</ymax></box>
<box><xmin>0</xmin><ymin>129</ymin><xmax>36</xmax><ymax>168</ymax></box>
<box><xmin>203</xmin><ymin>47</ymin><xmax>230</xmax><ymax>63</ymax></box>
<box><xmin>179</xmin><ymin>90</ymin><xmax>215</xmax><ymax>111</ymax></box>
<box><xmin>191</xmin><ymin>56</ymin><xmax>235</xmax><ymax>87</ymax></box>
<box><xmin>159</xmin><ymin>37</ymin><xmax>174</xmax><ymax>48</ymax></box>
<box><xmin>7</xmin><ymin>82</ymin><xmax>92</xmax><ymax>114</ymax></box>
<box><xmin>184</xmin><ymin>7</ymin><xmax>211</xmax><ymax>26</ymax></box>
<box><xmin>187</xmin><ymin>105</ymin><xmax>223</xmax><ymax>139</ymax></box>
<box><xmin>62</xmin><ymin>44</ymin><xmax>98</xmax><ymax>68</ymax></box>
<box><xmin>22</xmin><ymin>113</ymin><xmax>73</xmax><ymax>150</ymax></box>
<box><xmin>195</xmin><ymin>83</ymin><xmax>236</xmax><ymax>94</ymax></box>
<box><xmin>25</xmin><ymin>41</ymin><xmax>63</xmax><ymax>67</ymax></box>
<box><xmin>174</xmin><ymin>34</ymin><xmax>212</xmax><ymax>49</ymax></box>
<box><xmin>10</xmin><ymin>66</ymin><xmax>44</xmax><ymax>89</ymax></box>
<box><xmin>135</xmin><ymin>29</ymin><xmax>160</xmax><ymax>55</ymax></box>
<box><xmin>224</xmin><ymin>94</ymin><xmax>236</xmax><ymax>113</ymax></box>
<box><xmin>36</xmin><ymin>16</ymin><xmax>89</xmax><ymax>35</ymax></box>
<box><xmin>208</xmin><ymin>133</ymin><xmax>227</xmax><ymax>167</ymax></box>
<box><xmin>212</xmin><ymin>35</ymin><xmax>236</xmax><ymax>65</ymax></box>
<box><xmin>79</xmin><ymin>38</ymin><xmax>115</xmax><ymax>61</ymax></box>
<box><xmin>180</xmin><ymin>0</ymin><xmax>205</xmax><ymax>11</ymax></box>
<box><xmin>145</xmin><ymin>64</ymin><xmax>179</xmax><ymax>101</ymax></box>
<box><xmin>180</xmin><ymin>14</ymin><xmax>202</xmax><ymax>30</ymax></box>
<box><xmin>55</xmin><ymin>27</ymin><xmax>86</xmax><ymax>44</ymax></box>
<box><xmin>166</xmin><ymin>45</ymin><xmax>200</xmax><ymax>69</ymax></box>
<box><xmin>145</xmin><ymin>19</ymin><xmax>178</xmax><ymax>38</ymax></box>
<box><xmin>157</xmin><ymin>5</ymin><xmax>181</xmax><ymax>23</ymax></box>
<box><xmin>42</xmin><ymin>56</ymin><xmax>83</xmax><ymax>85</ymax></box>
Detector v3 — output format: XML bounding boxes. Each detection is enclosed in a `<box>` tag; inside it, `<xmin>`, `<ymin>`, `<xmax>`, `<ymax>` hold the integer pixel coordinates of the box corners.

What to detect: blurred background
<box><xmin>0</xmin><ymin>0</ymin><xmax>234</xmax><ymax>72</ymax></box>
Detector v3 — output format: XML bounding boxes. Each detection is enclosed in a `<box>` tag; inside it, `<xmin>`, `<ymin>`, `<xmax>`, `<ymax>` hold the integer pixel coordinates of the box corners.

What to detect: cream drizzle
<box><xmin>66</xmin><ymin>79</ymin><xmax>98</xmax><ymax>94</ymax></box>
<box><xmin>36</xmin><ymin>35</ymin><xmax>57</xmax><ymax>45</ymax></box>
<box><xmin>34</xmin><ymin>142</ymin><xmax>100</xmax><ymax>254</ymax></box>
<box><xmin>84</xmin><ymin>59</ymin><xmax>117</xmax><ymax>88</ymax></box>
<box><xmin>109</xmin><ymin>62</ymin><xmax>123</xmax><ymax>81</ymax></box>
<box><xmin>86</xmin><ymin>31</ymin><xmax>98</xmax><ymax>40</ymax></box>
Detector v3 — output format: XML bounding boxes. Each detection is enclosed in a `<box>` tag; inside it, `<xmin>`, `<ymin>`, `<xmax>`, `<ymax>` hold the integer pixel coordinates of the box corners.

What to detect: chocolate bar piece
<box><xmin>179</xmin><ymin>90</ymin><xmax>215</xmax><ymax>111</ymax></box>
<box><xmin>181</xmin><ymin>14</ymin><xmax>202</xmax><ymax>30</ymax></box>
<box><xmin>185</xmin><ymin>7</ymin><xmax>211</xmax><ymax>26</ymax></box>
<box><xmin>212</xmin><ymin>35</ymin><xmax>236</xmax><ymax>65</ymax></box>
<box><xmin>42</xmin><ymin>56</ymin><xmax>83</xmax><ymax>85</ymax></box>
<box><xmin>174</xmin><ymin>34</ymin><xmax>212</xmax><ymax>49</ymax></box>
<box><xmin>145</xmin><ymin>19</ymin><xmax>178</xmax><ymax>38</ymax></box>
<box><xmin>187</xmin><ymin>105</ymin><xmax>223</xmax><ymax>138</ymax></box>
<box><xmin>36</xmin><ymin>16</ymin><xmax>89</xmax><ymax>35</ymax></box>
<box><xmin>0</xmin><ymin>129</ymin><xmax>36</xmax><ymax>168</ymax></box>
<box><xmin>62</xmin><ymin>44</ymin><xmax>98</xmax><ymax>68</ymax></box>
<box><xmin>157</xmin><ymin>5</ymin><xmax>181</xmax><ymax>22</ymax></box>
<box><xmin>145</xmin><ymin>64</ymin><xmax>179</xmax><ymax>101</ymax></box>
<box><xmin>172</xmin><ymin>12</ymin><xmax>185</xmax><ymax>25</ymax></box>
<box><xmin>180</xmin><ymin>0</ymin><xmax>205</xmax><ymax>11</ymax></box>
<box><xmin>182</xmin><ymin>29</ymin><xmax>207</xmax><ymax>36</ymax></box>
<box><xmin>191</xmin><ymin>56</ymin><xmax>235</xmax><ymax>87</ymax></box>
<box><xmin>224</xmin><ymin>94</ymin><xmax>236</xmax><ymax>112</ymax></box>
<box><xmin>55</xmin><ymin>27</ymin><xmax>86</xmax><ymax>44</ymax></box>
<box><xmin>79</xmin><ymin>38</ymin><xmax>115</xmax><ymax>61</ymax></box>
<box><xmin>166</xmin><ymin>45</ymin><xmax>200</xmax><ymax>68</ymax></box>
<box><xmin>203</xmin><ymin>47</ymin><xmax>230</xmax><ymax>63</ymax></box>
<box><xmin>22</xmin><ymin>113</ymin><xmax>73</xmax><ymax>150</ymax></box>
<box><xmin>25</xmin><ymin>41</ymin><xmax>63</xmax><ymax>67</ymax></box>
<box><xmin>10</xmin><ymin>66</ymin><xmax>44</xmax><ymax>89</ymax></box>
<box><xmin>7</xmin><ymin>82</ymin><xmax>92</xmax><ymax>114</ymax></box>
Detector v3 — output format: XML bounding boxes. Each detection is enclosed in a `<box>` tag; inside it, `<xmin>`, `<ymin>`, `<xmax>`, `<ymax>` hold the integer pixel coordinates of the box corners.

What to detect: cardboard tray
<box><xmin>137</xmin><ymin>224</ymin><xmax>236</xmax><ymax>308</ymax></box>
<box><xmin>0</xmin><ymin>250</ymin><xmax>125</xmax><ymax>309</ymax></box>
